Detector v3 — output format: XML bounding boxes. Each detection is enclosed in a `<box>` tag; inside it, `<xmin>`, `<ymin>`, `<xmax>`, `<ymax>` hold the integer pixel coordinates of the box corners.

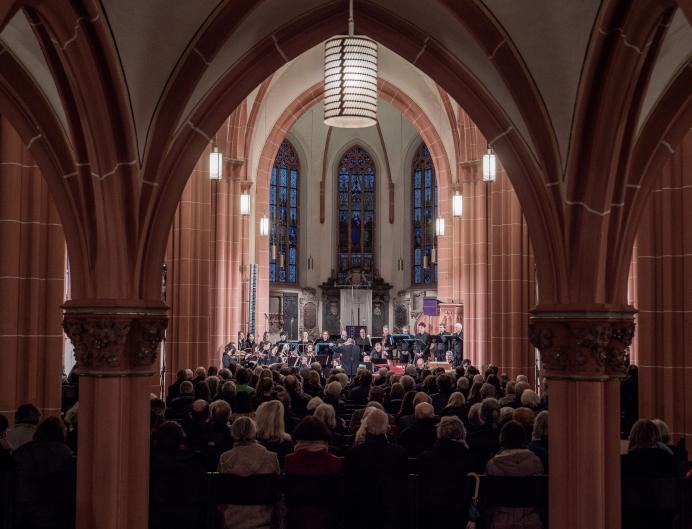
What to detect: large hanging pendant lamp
<box><xmin>324</xmin><ymin>0</ymin><xmax>378</xmax><ymax>128</ymax></box>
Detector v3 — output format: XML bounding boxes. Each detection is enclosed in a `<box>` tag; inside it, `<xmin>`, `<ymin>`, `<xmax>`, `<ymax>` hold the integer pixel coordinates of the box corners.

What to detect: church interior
<box><xmin>0</xmin><ymin>1</ymin><xmax>690</xmax><ymax>529</ymax></box>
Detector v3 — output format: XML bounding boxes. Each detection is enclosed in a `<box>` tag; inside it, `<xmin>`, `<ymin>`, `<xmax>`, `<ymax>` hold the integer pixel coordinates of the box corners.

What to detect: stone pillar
<box><xmin>62</xmin><ymin>303</ymin><xmax>167</xmax><ymax>529</ymax></box>
<box><xmin>0</xmin><ymin>115</ymin><xmax>65</xmax><ymax>420</ymax></box>
<box><xmin>530</xmin><ymin>309</ymin><xmax>634</xmax><ymax>529</ymax></box>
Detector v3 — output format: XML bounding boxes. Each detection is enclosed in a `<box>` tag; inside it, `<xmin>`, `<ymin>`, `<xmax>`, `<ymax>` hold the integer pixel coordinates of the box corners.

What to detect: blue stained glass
<box><xmin>411</xmin><ymin>143</ymin><xmax>437</xmax><ymax>286</ymax></box>
<box><xmin>270</xmin><ymin>140</ymin><xmax>299</xmax><ymax>284</ymax></box>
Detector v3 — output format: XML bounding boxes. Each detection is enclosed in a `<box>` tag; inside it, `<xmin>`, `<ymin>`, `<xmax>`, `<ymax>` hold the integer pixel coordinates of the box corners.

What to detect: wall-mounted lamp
<box><xmin>452</xmin><ymin>193</ymin><xmax>463</xmax><ymax>218</ymax></box>
<box><xmin>271</xmin><ymin>244</ymin><xmax>277</xmax><ymax>261</ymax></box>
<box><xmin>397</xmin><ymin>257</ymin><xmax>404</xmax><ymax>271</ymax></box>
<box><xmin>259</xmin><ymin>215</ymin><xmax>269</xmax><ymax>236</ymax></box>
<box><xmin>431</xmin><ymin>248</ymin><xmax>437</xmax><ymax>265</ymax></box>
<box><xmin>435</xmin><ymin>216</ymin><xmax>445</xmax><ymax>237</ymax></box>
<box><xmin>209</xmin><ymin>143</ymin><xmax>223</xmax><ymax>181</ymax></box>
<box><xmin>483</xmin><ymin>146</ymin><xmax>497</xmax><ymax>182</ymax></box>
<box><xmin>240</xmin><ymin>193</ymin><xmax>251</xmax><ymax>216</ymax></box>
<box><xmin>422</xmin><ymin>254</ymin><xmax>429</xmax><ymax>270</ymax></box>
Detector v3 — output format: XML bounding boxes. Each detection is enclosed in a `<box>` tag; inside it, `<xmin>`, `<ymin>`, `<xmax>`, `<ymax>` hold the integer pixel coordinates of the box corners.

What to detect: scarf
<box><xmin>294</xmin><ymin>440</ymin><xmax>329</xmax><ymax>452</ymax></box>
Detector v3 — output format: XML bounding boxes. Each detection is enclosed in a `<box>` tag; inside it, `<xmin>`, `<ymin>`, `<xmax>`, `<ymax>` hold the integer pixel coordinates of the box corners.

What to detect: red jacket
<box><xmin>284</xmin><ymin>449</ymin><xmax>342</xmax><ymax>475</ymax></box>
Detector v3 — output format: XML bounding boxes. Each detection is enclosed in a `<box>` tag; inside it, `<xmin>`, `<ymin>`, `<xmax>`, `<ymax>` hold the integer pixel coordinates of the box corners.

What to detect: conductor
<box><xmin>339</xmin><ymin>338</ymin><xmax>361</xmax><ymax>379</ymax></box>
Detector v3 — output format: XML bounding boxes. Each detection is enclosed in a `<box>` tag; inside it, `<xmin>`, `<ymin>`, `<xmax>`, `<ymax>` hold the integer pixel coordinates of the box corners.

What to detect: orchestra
<box><xmin>219</xmin><ymin>321</ymin><xmax>464</xmax><ymax>374</ymax></box>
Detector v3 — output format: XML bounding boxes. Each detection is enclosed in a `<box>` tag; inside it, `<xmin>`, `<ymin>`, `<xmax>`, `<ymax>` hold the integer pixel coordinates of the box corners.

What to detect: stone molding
<box><xmin>529</xmin><ymin>311</ymin><xmax>635</xmax><ymax>379</ymax></box>
<box><xmin>62</xmin><ymin>308</ymin><xmax>168</xmax><ymax>376</ymax></box>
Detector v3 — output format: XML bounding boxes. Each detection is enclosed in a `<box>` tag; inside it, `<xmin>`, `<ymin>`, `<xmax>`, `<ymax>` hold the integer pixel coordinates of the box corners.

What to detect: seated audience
<box><xmin>255</xmin><ymin>401</ymin><xmax>293</xmax><ymax>467</ymax></box>
<box><xmin>344</xmin><ymin>408</ymin><xmax>408</xmax><ymax>529</ymax></box>
<box><xmin>652</xmin><ymin>418</ymin><xmax>687</xmax><ymax>461</ymax></box>
<box><xmin>398</xmin><ymin>402</ymin><xmax>438</xmax><ymax>457</ymax></box>
<box><xmin>385</xmin><ymin>382</ymin><xmax>405</xmax><ymax>415</ymax></box>
<box><xmin>13</xmin><ymin>417</ymin><xmax>76</xmax><ymax>529</ymax></box>
<box><xmin>520</xmin><ymin>389</ymin><xmax>541</xmax><ymax>411</ymax></box>
<box><xmin>323</xmin><ymin>381</ymin><xmax>346</xmax><ymax>416</ymax></box>
<box><xmin>166</xmin><ymin>369</ymin><xmax>188</xmax><ymax>405</ymax></box>
<box><xmin>527</xmin><ymin>410</ymin><xmax>548</xmax><ymax>472</ymax></box>
<box><xmin>284</xmin><ymin>375</ymin><xmax>310</xmax><ymax>418</ymax></box>
<box><xmin>420</xmin><ymin>417</ymin><xmax>475</xmax><ymax>529</ymax></box>
<box><xmin>513</xmin><ymin>407</ymin><xmax>536</xmax><ymax>441</ymax></box>
<box><xmin>467</xmin><ymin>398</ymin><xmax>501</xmax><ymax>469</ymax></box>
<box><xmin>431</xmin><ymin>374</ymin><xmax>454</xmax><ymax>414</ymax></box>
<box><xmin>217</xmin><ymin>417</ymin><xmax>280</xmax><ymax>529</ymax></box>
<box><xmin>439</xmin><ymin>391</ymin><xmax>468</xmax><ymax>422</ymax></box>
<box><xmin>348</xmin><ymin>370</ymin><xmax>373</xmax><ymax>404</ymax></box>
<box><xmin>285</xmin><ymin>416</ymin><xmax>341</xmax><ymax>475</ymax></box>
<box><xmin>166</xmin><ymin>380</ymin><xmax>194</xmax><ymax>419</ymax></box>
<box><xmin>398</xmin><ymin>392</ymin><xmax>432</xmax><ymax>431</ymax></box>
<box><xmin>7</xmin><ymin>403</ymin><xmax>41</xmax><ymax>450</ymax></box>
<box><xmin>621</xmin><ymin>419</ymin><xmax>677</xmax><ymax>477</ymax></box>
<box><xmin>485</xmin><ymin>420</ymin><xmax>544</xmax><ymax>529</ymax></box>
<box><xmin>234</xmin><ymin>369</ymin><xmax>256</xmax><ymax>394</ymax></box>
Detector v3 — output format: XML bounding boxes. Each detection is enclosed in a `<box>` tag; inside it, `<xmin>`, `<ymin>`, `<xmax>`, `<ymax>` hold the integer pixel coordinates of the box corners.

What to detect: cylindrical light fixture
<box><xmin>431</xmin><ymin>247</ymin><xmax>437</xmax><ymax>265</ymax></box>
<box><xmin>483</xmin><ymin>147</ymin><xmax>497</xmax><ymax>182</ymax></box>
<box><xmin>323</xmin><ymin>0</ymin><xmax>377</xmax><ymax>128</ymax></box>
<box><xmin>279</xmin><ymin>253</ymin><xmax>285</xmax><ymax>269</ymax></box>
<box><xmin>452</xmin><ymin>193</ymin><xmax>463</xmax><ymax>217</ymax></box>
<box><xmin>259</xmin><ymin>215</ymin><xmax>269</xmax><ymax>236</ymax></box>
<box><xmin>271</xmin><ymin>244</ymin><xmax>277</xmax><ymax>261</ymax></box>
<box><xmin>209</xmin><ymin>143</ymin><xmax>223</xmax><ymax>181</ymax></box>
<box><xmin>240</xmin><ymin>193</ymin><xmax>251</xmax><ymax>216</ymax></box>
<box><xmin>422</xmin><ymin>254</ymin><xmax>428</xmax><ymax>270</ymax></box>
<box><xmin>435</xmin><ymin>216</ymin><xmax>445</xmax><ymax>237</ymax></box>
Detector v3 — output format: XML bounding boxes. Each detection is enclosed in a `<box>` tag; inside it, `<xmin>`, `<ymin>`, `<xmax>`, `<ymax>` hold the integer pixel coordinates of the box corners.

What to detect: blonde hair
<box><xmin>255</xmin><ymin>401</ymin><xmax>288</xmax><ymax>442</ymax></box>
<box><xmin>521</xmin><ymin>389</ymin><xmax>540</xmax><ymax>408</ymax></box>
<box><xmin>628</xmin><ymin>419</ymin><xmax>661</xmax><ymax>451</ymax></box>
<box><xmin>446</xmin><ymin>391</ymin><xmax>466</xmax><ymax>408</ymax></box>
<box><xmin>314</xmin><ymin>403</ymin><xmax>337</xmax><ymax>429</ymax></box>
<box><xmin>355</xmin><ymin>407</ymin><xmax>388</xmax><ymax>445</ymax></box>
<box><xmin>468</xmin><ymin>403</ymin><xmax>482</xmax><ymax>426</ymax></box>
<box><xmin>307</xmin><ymin>396</ymin><xmax>324</xmax><ymax>413</ymax></box>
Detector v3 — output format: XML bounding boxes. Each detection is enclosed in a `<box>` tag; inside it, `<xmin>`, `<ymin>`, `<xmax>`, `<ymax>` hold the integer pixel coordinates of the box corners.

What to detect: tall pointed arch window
<box><xmin>337</xmin><ymin>145</ymin><xmax>376</xmax><ymax>280</ymax></box>
<box><xmin>269</xmin><ymin>140</ymin><xmax>299</xmax><ymax>284</ymax></box>
<box><xmin>412</xmin><ymin>142</ymin><xmax>437</xmax><ymax>285</ymax></box>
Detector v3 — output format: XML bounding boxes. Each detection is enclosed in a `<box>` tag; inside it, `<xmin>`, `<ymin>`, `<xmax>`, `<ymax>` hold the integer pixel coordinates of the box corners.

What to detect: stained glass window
<box><xmin>337</xmin><ymin>145</ymin><xmax>376</xmax><ymax>281</ymax></box>
<box><xmin>269</xmin><ymin>140</ymin><xmax>299</xmax><ymax>284</ymax></box>
<box><xmin>412</xmin><ymin>142</ymin><xmax>437</xmax><ymax>285</ymax></box>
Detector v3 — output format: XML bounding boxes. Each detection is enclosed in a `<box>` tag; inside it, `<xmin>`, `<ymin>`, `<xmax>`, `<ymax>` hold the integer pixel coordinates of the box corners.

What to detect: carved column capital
<box><xmin>62</xmin><ymin>304</ymin><xmax>168</xmax><ymax>376</ymax></box>
<box><xmin>529</xmin><ymin>308</ymin><xmax>635</xmax><ymax>380</ymax></box>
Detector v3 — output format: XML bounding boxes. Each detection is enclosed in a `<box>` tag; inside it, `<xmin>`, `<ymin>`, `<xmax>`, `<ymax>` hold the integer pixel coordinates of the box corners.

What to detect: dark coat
<box><xmin>467</xmin><ymin>423</ymin><xmax>500</xmax><ymax>471</ymax></box>
<box><xmin>398</xmin><ymin>417</ymin><xmax>438</xmax><ymax>457</ymax></box>
<box><xmin>340</xmin><ymin>344</ymin><xmax>361</xmax><ymax>377</ymax></box>
<box><xmin>430</xmin><ymin>391</ymin><xmax>454</xmax><ymax>415</ymax></box>
<box><xmin>348</xmin><ymin>384</ymin><xmax>372</xmax><ymax>405</ymax></box>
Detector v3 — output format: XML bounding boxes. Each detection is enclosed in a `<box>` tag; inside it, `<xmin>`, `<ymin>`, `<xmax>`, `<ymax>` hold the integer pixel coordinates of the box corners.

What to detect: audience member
<box><xmin>431</xmin><ymin>374</ymin><xmax>454</xmax><ymax>414</ymax></box>
<box><xmin>621</xmin><ymin>419</ymin><xmax>677</xmax><ymax>477</ymax></box>
<box><xmin>255</xmin><ymin>401</ymin><xmax>293</xmax><ymax>467</ymax></box>
<box><xmin>527</xmin><ymin>410</ymin><xmax>548</xmax><ymax>471</ymax></box>
<box><xmin>439</xmin><ymin>391</ymin><xmax>468</xmax><ymax>422</ymax></box>
<box><xmin>348</xmin><ymin>370</ymin><xmax>373</xmax><ymax>404</ymax></box>
<box><xmin>398</xmin><ymin>402</ymin><xmax>438</xmax><ymax>457</ymax></box>
<box><xmin>7</xmin><ymin>403</ymin><xmax>41</xmax><ymax>450</ymax></box>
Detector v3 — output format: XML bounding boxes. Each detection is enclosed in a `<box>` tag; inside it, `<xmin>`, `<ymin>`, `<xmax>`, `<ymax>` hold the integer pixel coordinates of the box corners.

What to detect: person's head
<box><xmin>468</xmin><ymin>402</ymin><xmax>483</xmax><ymax>426</ymax></box>
<box><xmin>374</xmin><ymin>342</ymin><xmax>383</xmax><ymax>353</ymax></box>
<box><xmin>480</xmin><ymin>398</ymin><xmax>500</xmax><ymax>426</ymax></box>
<box><xmin>307</xmin><ymin>343</ymin><xmax>315</xmax><ymax>353</ymax></box>
<box><xmin>155</xmin><ymin>421</ymin><xmax>185</xmax><ymax>451</ymax></box>
<box><xmin>479</xmin><ymin>383</ymin><xmax>496</xmax><ymax>400</ymax></box>
<box><xmin>513</xmin><ymin>407</ymin><xmax>536</xmax><ymax>434</ymax></box>
<box><xmin>404</xmin><ymin>364</ymin><xmax>417</xmax><ymax>377</ymax></box>
<box><xmin>462</xmin><ymin>358</ymin><xmax>471</xmax><ymax>368</ymax></box>
<box><xmin>438</xmin><ymin>323</ymin><xmax>446</xmax><ymax>333</ymax></box>
<box><xmin>189</xmin><ymin>399</ymin><xmax>210</xmax><ymax>422</ymax></box>
<box><xmin>399</xmin><ymin>391</ymin><xmax>417</xmax><ymax>416</ymax></box>
<box><xmin>15</xmin><ymin>404</ymin><xmax>41</xmax><ymax>426</ymax></box>
<box><xmin>400</xmin><ymin>374</ymin><xmax>415</xmax><ymax>393</ymax></box>
<box><xmin>293</xmin><ymin>415</ymin><xmax>332</xmax><ymax>442</ymax></box>
<box><xmin>413</xmin><ymin>391</ymin><xmax>432</xmax><ymax>407</ymax></box>
<box><xmin>516</xmin><ymin>374</ymin><xmax>529</xmax><ymax>384</ymax></box>
<box><xmin>210</xmin><ymin>400</ymin><xmax>232</xmax><ymax>424</ymax></box>
<box><xmin>520</xmin><ymin>389</ymin><xmax>540</xmax><ymax>409</ymax></box>
<box><xmin>255</xmin><ymin>401</ymin><xmax>286</xmax><ymax>442</ymax></box>
<box><xmin>504</xmin><ymin>380</ymin><xmax>516</xmax><ymax>396</ymax></box>
<box><xmin>499</xmin><ymin>420</ymin><xmax>527</xmax><ymax>450</ymax></box>
<box><xmin>194</xmin><ymin>380</ymin><xmax>211</xmax><ymax>402</ymax></box>
<box><xmin>390</xmin><ymin>382</ymin><xmax>405</xmax><ymax>400</ymax></box>
<box><xmin>194</xmin><ymin>366</ymin><xmax>207</xmax><ymax>379</ymax></box>
<box><xmin>151</xmin><ymin>398</ymin><xmax>166</xmax><ymax>417</ymax></box>
<box><xmin>236</xmin><ymin>368</ymin><xmax>250</xmax><ymax>385</ymax></box>
<box><xmin>364</xmin><ymin>408</ymin><xmax>389</xmax><ymax>436</ymax></box>
<box><xmin>628</xmin><ymin>419</ymin><xmax>662</xmax><ymax>451</ymax></box>
<box><xmin>360</xmin><ymin>370</ymin><xmax>373</xmax><ymax>387</ymax></box>
<box><xmin>423</xmin><ymin>374</ymin><xmax>438</xmax><ymax>394</ymax></box>
<box><xmin>231</xmin><ymin>416</ymin><xmax>257</xmax><ymax>443</ymax></box>
<box><xmin>280</xmin><ymin>331</ymin><xmax>287</xmax><ymax>341</ymax></box>
<box><xmin>402</xmin><ymin>325</ymin><xmax>410</xmax><ymax>334</ymax></box>
<box><xmin>532</xmin><ymin>410</ymin><xmax>548</xmax><ymax>442</ymax></box>
<box><xmin>382</xmin><ymin>325</ymin><xmax>390</xmax><ymax>335</ymax></box>
<box><xmin>33</xmin><ymin>416</ymin><xmax>66</xmax><ymax>443</ymax></box>
<box><xmin>456</xmin><ymin>376</ymin><xmax>470</xmax><ymax>393</ymax></box>
<box><xmin>417</xmin><ymin>322</ymin><xmax>426</xmax><ymax>332</ymax></box>
<box><xmin>184</xmin><ymin>369</ymin><xmax>194</xmax><ymax>380</ymax></box>
<box><xmin>414</xmin><ymin>402</ymin><xmax>435</xmax><ymax>420</ymax></box>
<box><xmin>652</xmin><ymin>419</ymin><xmax>671</xmax><ymax>444</ymax></box>
<box><xmin>314</xmin><ymin>403</ymin><xmax>337</xmax><ymax>430</ymax></box>
<box><xmin>208</xmin><ymin>366</ymin><xmax>219</xmax><ymax>377</ymax></box>
<box><xmin>437</xmin><ymin>416</ymin><xmax>466</xmax><ymax>442</ymax></box>
<box><xmin>324</xmin><ymin>381</ymin><xmax>342</xmax><ymax>400</ymax></box>
<box><xmin>499</xmin><ymin>407</ymin><xmax>514</xmax><ymax>426</ymax></box>
<box><xmin>257</xmin><ymin>377</ymin><xmax>274</xmax><ymax>395</ymax></box>
<box><xmin>307</xmin><ymin>396</ymin><xmax>324</xmax><ymax>414</ymax></box>
<box><xmin>515</xmin><ymin>381</ymin><xmax>531</xmax><ymax>399</ymax></box>
<box><xmin>359</xmin><ymin>328</ymin><xmax>366</xmax><ymax>337</ymax></box>
<box><xmin>340</xmin><ymin>329</ymin><xmax>348</xmax><ymax>339</ymax></box>
<box><xmin>455</xmin><ymin>323</ymin><xmax>463</xmax><ymax>333</ymax></box>
<box><xmin>368</xmin><ymin>386</ymin><xmax>385</xmax><ymax>403</ymax></box>
<box><xmin>437</xmin><ymin>374</ymin><xmax>452</xmax><ymax>393</ymax></box>
<box><xmin>335</xmin><ymin>373</ymin><xmax>349</xmax><ymax>388</ymax></box>
<box><xmin>247</xmin><ymin>333</ymin><xmax>255</xmax><ymax>342</ymax></box>
<box><xmin>302</xmin><ymin>330</ymin><xmax>308</xmax><ymax>340</ymax></box>
<box><xmin>221</xmin><ymin>380</ymin><xmax>236</xmax><ymax>395</ymax></box>
<box><xmin>175</xmin><ymin>369</ymin><xmax>187</xmax><ymax>381</ymax></box>
<box><xmin>179</xmin><ymin>380</ymin><xmax>194</xmax><ymax>396</ymax></box>
<box><xmin>207</xmin><ymin>375</ymin><xmax>220</xmax><ymax>397</ymax></box>
<box><xmin>446</xmin><ymin>391</ymin><xmax>466</xmax><ymax>408</ymax></box>
<box><xmin>322</xmin><ymin>331</ymin><xmax>330</xmax><ymax>341</ymax></box>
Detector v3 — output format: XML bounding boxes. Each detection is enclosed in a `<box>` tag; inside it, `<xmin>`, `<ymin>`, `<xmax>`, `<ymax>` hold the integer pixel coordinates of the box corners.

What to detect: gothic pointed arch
<box><xmin>411</xmin><ymin>142</ymin><xmax>438</xmax><ymax>286</ymax></box>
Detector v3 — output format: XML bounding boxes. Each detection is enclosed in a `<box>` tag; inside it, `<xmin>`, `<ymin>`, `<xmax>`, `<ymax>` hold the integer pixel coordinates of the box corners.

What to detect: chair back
<box><xmin>207</xmin><ymin>472</ymin><xmax>280</xmax><ymax>506</ymax></box>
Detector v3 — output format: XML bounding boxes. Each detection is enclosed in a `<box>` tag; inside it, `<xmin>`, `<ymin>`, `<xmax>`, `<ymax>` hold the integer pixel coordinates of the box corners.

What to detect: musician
<box><xmin>260</xmin><ymin>331</ymin><xmax>272</xmax><ymax>348</ymax></box>
<box><xmin>305</xmin><ymin>343</ymin><xmax>317</xmax><ymax>363</ymax></box>
<box><xmin>370</xmin><ymin>341</ymin><xmax>387</xmax><ymax>361</ymax></box>
<box><xmin>275</xmin><ymin>331</ymin><xmax>288</xmax><ymax>349</ymax></box>
<box><xmin>435</xmin><ymin>323</ymin><xmax>450</xmax><ymax>361</ymax></box>
<box><xmin>222</xmin><ymin>344</ymin><xmax>236</xmax><ymax>369</ymax></box>
<box><xmin>381</xmin><ymin>325</ymin><xmax>395</xmax><ymax>358</ymax></box>
<box><xmin>452</xmin><ymin>322</ymin><xmax>464</xmax><ymax>367</ymax></box>
<box><xmin>241</xmin><ymin>333</ymin><xmax>256</xmax><ymax>353</ymax></box>
<box><xmin>237</xmin><ymin>331</ymin><xmax>246</xmax><ymax>349</ymax></box>
<box><xmin>314</xmin><ymin>331</ymin><xmax>336</xmax><ymax>362</ymax></box>
<box><xmin>413</xmin><ymin>322</ymin><xmax>430</xmax><ymax>360</ymax></box>
<box><xmin>337</xmin><ymin>329</ymin><xmax>349</xmax><ymax>345</ymax></box>
<box><xmin>398</xmin><ymin>325</ymin><xmax>413</xmax><ymax>364</ymax></box>
<box><xmin>298</xmin><ymin>331</ymin><xmax>312</xmax><ymax>356</ymax></box>
<box><xmin>355</xmin><ymin>328</ymin><xmax>371</xmax><ymax>355</ymax></box>
<box><xmin>338</xmin><ymin>338</ymin><xmax>361</xmax><ymax>378</ymax></box>
<box><xmin>258</xmin><ymin>341</ymin><xmax>272</xmax><ymax>365</ymax></box>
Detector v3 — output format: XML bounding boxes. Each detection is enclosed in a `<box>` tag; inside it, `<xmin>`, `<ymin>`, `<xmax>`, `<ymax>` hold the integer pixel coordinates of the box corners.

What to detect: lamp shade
<box><xmin>240</xmin><ymin>194</ymin><xmax>251</xmax><ymax>216</ymax></box>
<box><xmin>452</xmin><ymin>193</ymin><xmax>463</xmax><ymax>217</ymax></box>
<box><xmin>483</xmin><ymin>148</ymin><xmax>497</xmax><ymax>182</ymax></box>
<box><xmin>324</xmin><ymin>36</ymin><xmax>378</xmax><ymax>128</ymax></box>
<box><xmin>435</xmin><ymin>216</ymin><xmax>445</xmax><ymax>237</ymax></box>
<box><xmin>259</xmin><ymin>215</ymin><xmax>269</xmax><ymax>236</ymax></box>
<box><xmin>209</xmin><ymin>145</ymin><xmax>223</xmax><ymax>181</ymax></box>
